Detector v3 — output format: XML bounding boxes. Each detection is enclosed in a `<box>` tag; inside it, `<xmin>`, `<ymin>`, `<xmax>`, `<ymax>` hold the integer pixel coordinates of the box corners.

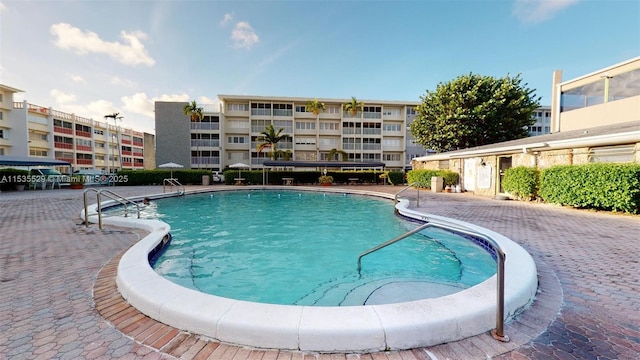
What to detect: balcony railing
<box><xmin>121</xmin><ymin>139</ymin><xmax>132</xmax><ymax>145</ymax></box>
<box><xmin>343</xmin><ymin>129</ymin><xmax>362</xmax><ymax>135</ymax></box>
<box><xmin>76</xmin><ymin>159</ymin><xmax>93</xmax><ymax>165</ymax></box>
<box><xmin>363</xmin><ymin>144</ymin><xmax>382</xmax><ymax>151</ymax></box>
<box><xmin>251</xmin><ymin>109</ymin><xmax>271</xmax><ymax>116</ymax></box>
<box><xmin>54</xmin><ymin>142</ymin><xmax>73</xmax><ymax>150</ymax></box>
<box><xmin>191</xmin><ymin>139</ymin><xmax>220</xmax><ymax>147</ymax></box>
<box><xmin>362</xmin><ymin>129</ymin><xmax>381</xmax><ymax>135</ymax></box>
<box><xmin>363</xmin><ymin>112</ymin><xmax>382</xmax><ymax>119</ymax></box>
<box><xmin>191</xmin><ymin>157</ymin><xmax>220</xmax><ymax>165</ymax></box>
<box><xmin>121</xmin><ymin>150</ymin><xmax>132</xmax><ymax>156</ymax></box>
<box><xmin>75</xmin><ymin>130</ymin><xmax>92</xmax><ymax>138</ymax></box>
<box><xmin>56</xmin><ymin>157</ymin><xmax>74</xmax><ymax>163</ymax></box>
<box><xmin>54</xmin><ymin>126</ymin><xmax>73</xmax><ymax>135</ymax></box>
<box><xmin>76</xmin><ymin>145</ymin><xmax>93</xmax><ymax>152</ymax></box>
<box><xmin>273</xmin><ymin>109</ymin><xmax>293</xmax><ymax>117</ymax></box>
<box><xmin>191</xmin><ymin>122</ymin><xmax>220</xmax><ymax>130</ymax></box>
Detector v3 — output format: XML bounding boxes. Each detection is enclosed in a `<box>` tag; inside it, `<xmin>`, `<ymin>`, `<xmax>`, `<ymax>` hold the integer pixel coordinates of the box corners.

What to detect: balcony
<box><xmin>343</xmin><ymin>128</ymin><xmax>362</xmax><ymax>135</ymax></box>
<box><xmin>191</xmin><ymin>157</ymin><xmax>220</xmax><ymax>165</ymax></box>
<box><xmin>75</xmin><ymin>130</ymin><xmax>92</xmax><ymax>138</ymax></box>
<box><xmin>363</xmin><ymin>112</ymin><xmax>382</xmax><ymax>119</ymax></box>
<box><xmin>191</xmin><ymin>139</ymin><xmax>220</xmax><ymax>148</ymax></box>
<box><xmin>191</xmin><ymin>123</ymin><xmax>220</xmax><ymax>131</ymax></box>
<box><xmin>54</xmin><ymin>126</ymin><xmax>73</xmax><ymax>135</ymax></box>
<box><xmin>362</xmin><ymin>129</ymin><xmax>381</xmax><ymax>135</ymax></box>
<box><xmin>251</xmin><ymin>109</ymin><xmax>272</xmax><ymax>117</ymax></box>
<box><xmin>76</xmin><ymin>145</ymin><xmax>93</xmax><ymax>152</ymax></box>
<box><xmin>121</xmin><ymin>150</ymin><xmax>132</xmax><ymax>156</ymax></box>
<box><xmin>54</xmin><ymin>142</ymin><xmax>73</xmax><ymax>150</ymax></box>
<box><xmin>362</xmin><ymin>144</ymin><xmax>382</xmax><ymax>151</ymax></box>
<box><xmin>76</xmin><ymin>159</ymin><xmax>93</xmax><ymax>165</ymax></box>
<box><xmin>122</xmin><ymin>162</ymin><xmax>133</xmax><ymax>167</ymax></box>
<box><xmin>133</xmin><ymin>140</ymin><xmax>144</xmax><ymax>147</ymax></box>
<box><xmin>55</xmin><ymin>157</ymin><xmax>74</xmax><ymax>163</ymax></box>
<box><xmin>121</xmin><ymin>139</ymin><xmax>132</xmax><ymax>145</ymax></box>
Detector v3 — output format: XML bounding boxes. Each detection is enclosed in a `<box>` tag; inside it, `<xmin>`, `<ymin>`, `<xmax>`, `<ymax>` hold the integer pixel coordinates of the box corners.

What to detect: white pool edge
<box><xmin>82</xmin><ymin>186</ymin><xmax>538</xmax><ymax>353</ymax></box>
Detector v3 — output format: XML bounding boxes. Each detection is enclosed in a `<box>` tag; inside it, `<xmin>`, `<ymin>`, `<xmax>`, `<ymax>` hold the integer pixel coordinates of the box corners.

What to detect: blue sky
<box><xmin>1</xmin><ymin>0</ymin><xmax>638</xmax><ymax>134</ymax></box>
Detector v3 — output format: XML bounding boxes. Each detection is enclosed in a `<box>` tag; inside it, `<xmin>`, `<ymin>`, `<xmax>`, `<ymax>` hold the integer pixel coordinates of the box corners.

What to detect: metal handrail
<box><xmin>356</xmin><ymin>219</ymin><xmax>509</xmax><ymax>343</ymax></box>
<box><xmin>83</xmin><ymin>188</ymin><xmax>141</xmax><ymax>229</ymax></box>
<box><xmin>163</xmin><ymin>178</ymin><xmax>185</xmax><ymax>194</ymax></box>
<box><xmin>394</xmin><ymin>182</ymin><xmax>420</xmax><ymax>206</ymax></box>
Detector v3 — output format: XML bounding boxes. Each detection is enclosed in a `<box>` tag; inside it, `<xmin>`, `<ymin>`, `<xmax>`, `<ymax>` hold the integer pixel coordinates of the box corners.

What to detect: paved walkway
<box><xmin>0</xmin><ymin>185</ymin><xmax>638</xmax><ymax>359</ymax></box>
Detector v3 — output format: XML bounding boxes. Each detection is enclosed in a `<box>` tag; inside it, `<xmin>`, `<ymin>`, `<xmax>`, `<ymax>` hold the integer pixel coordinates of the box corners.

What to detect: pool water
<box><xmin>140</xmin><ymin>190</ymin><xmax>495</xmax><ymax>306</ymax></box>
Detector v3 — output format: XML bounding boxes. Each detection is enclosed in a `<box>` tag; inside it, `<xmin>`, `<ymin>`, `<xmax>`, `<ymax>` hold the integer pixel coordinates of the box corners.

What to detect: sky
<box><xmin>1</xmin><ymin>0</ymin><xmax>638</xmax><ymax>135</ymax></box>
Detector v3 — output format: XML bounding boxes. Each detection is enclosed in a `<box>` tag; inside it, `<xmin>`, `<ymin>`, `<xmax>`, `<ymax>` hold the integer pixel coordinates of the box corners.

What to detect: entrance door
<box><xmin>498</xmin><ymin>156</ymin><xmax>512</xmax><ymax>193</ymax></box>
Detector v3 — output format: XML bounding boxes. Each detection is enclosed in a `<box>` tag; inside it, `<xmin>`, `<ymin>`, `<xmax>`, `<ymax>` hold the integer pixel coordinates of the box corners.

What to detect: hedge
<box><xmin>222</xmin><ymin>170</ymin><xmax>387</xmax><ymax>185</ymax></box>
<box><xmin>388</xmin><ymin>171</ymin><xmax>405</xmax><ymax>185</ymax></box>
<box><xmin>115</xmin><ymin>169</ymin><xmax>211</xmax><ymax>186</ymax></box>
<box><xmin>406</xmin><ymin>169</ymin><xmax>459</xmax><ymax>189</ymax></box>
<box><xmin>502</xmin><ymin>166</ymin><xmax>540</xmax><ymax>201</ymax></box>
<box><xmin>0</xmin><ymin>168</ymin><xmax>29</xmax><ymax>191</ymax></box>
<box><xmin>539</xmin><ymin>163</ymin><xmax>640</xmax><ymax>214</ymax></box>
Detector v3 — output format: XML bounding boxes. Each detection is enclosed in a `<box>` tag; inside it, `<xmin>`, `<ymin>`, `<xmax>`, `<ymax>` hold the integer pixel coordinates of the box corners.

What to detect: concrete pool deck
<box><xmin>1</xmin><ymin>185</ymin><xmax>639</xmax><ymax>359</ymax></box>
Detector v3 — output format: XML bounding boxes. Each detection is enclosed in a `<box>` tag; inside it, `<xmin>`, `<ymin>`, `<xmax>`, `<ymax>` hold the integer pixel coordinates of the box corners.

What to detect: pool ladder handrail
<box><xmin>163</xmin><ymin>178</ymin><xmax>185</xmax><ymax>194</ymax></box>
<box><xmin>357</xmin><ymin>218</ymin><xmax>509</xmax><ymax>343</ymax></box>
<box><xmin>394</xmin><ymin>182</ymin><xmax>420</xmax><ymax>206</ymax></box>
<box><xmin>83</xmin><ymin>188</ymin><xmax>141</xmax><ymax>229</ymax></box>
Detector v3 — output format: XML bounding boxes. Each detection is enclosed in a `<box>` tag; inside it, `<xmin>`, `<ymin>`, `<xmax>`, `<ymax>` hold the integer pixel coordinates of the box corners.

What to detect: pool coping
<box><xmin>82</xmin><ymin>186</ymin><xmax>538</xmax><ymax>353</ymax></box>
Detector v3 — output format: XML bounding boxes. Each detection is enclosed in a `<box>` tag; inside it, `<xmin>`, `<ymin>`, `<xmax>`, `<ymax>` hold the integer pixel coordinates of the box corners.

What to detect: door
<box><xmin>498</xmin><ymin>156</ymin><xmax>512</xmax><ymax>193</ymax></box>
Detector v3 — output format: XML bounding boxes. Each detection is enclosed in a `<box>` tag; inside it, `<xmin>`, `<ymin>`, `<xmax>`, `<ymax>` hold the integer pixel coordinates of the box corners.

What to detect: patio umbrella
<box><xmin>229</xmin><ymin>162</ymin><xmax>250</xmax><ymax>179</ymax></box>
<box><xmin>158</xmin><ymin>162</ymin><xmax>184</xmax><ymax>179</ymax></box>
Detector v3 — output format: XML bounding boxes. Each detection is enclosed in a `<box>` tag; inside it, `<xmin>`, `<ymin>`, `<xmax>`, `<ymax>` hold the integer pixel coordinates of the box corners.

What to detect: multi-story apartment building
<box><xmin>156</xmin><ymin>95</ymin><xmax>421</xmax><ymax>171</ymax></box>
<box><xmin>527</xmin><ymin>106</ymin><xmax>552</xmax><ymax>136</ymax></box>
<box><xmin>0</xmin><ymin>84</ymin><xmax>154</xmax><ymax>172</ymax></box>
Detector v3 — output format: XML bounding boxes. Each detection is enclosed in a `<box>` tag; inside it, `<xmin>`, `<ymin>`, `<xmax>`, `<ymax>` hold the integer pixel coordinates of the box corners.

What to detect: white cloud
<box><xmin>70</xmin><ymin>74</ymin><xmax>86</xmax><ymax>83</ymax></box>
<box><xmin>0</xmin><ymin>3</ymin><xmax>6</xmax><ymax>13</ymax></box>
<box><xmin>220</xmin><ymin>13</ymin><xmax>233</xmax><ymax>26</ymax></box>
<box><xmin>231</xmin><ymin>21</ymin><xmax>259</xmax><ymax>49</ymax></box>
<box><xmin>513</xmin><ymin>0</ymin><xmax>579</xmax><ymax>24</ymax></box>
<box><xmin>111</xmin><ymin>76</ymin><xmax>137</xmax><ymax>88</ymax></box>
<box><xmin>50</xmin><ymin>89</ymin><xmax>77</xmax><ymax>104</ymax></box>
<box><xmin>122</xmin><ymin>92</ymin><xmax>191</xmax><ymax>119</ymax></box>
<box><xmin>50</xmin><ymin>23</ymin><xmax>156</xmax><ymax>66</ymax></box>
<box><xmin>199</xmin><ymin>95</ymin><xmax>222</xmax><ymax>112</ymax></box>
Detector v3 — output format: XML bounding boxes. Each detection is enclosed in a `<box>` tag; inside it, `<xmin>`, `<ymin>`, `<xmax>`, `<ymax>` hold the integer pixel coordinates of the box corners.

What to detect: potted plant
<box><xmin>318</xmin><ymin>175</ymin><xmax>333</xmax><ymax>186</ymax></box>
<box><xmin>70</xmin><ymin>175</ymin><xmax>85</xmax><ymax>189</ymax></box>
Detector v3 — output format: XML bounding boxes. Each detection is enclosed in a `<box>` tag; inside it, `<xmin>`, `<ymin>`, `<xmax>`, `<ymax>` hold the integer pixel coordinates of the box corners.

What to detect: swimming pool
<box><xmin>86</xmin><ymin>186</ymin><xmax>538</xmax><ymax>352</ymax></box>
<box><xmin>146</xmin><ymin>191</ymin><xmax>496</xmax><ymax>306</ymax></box>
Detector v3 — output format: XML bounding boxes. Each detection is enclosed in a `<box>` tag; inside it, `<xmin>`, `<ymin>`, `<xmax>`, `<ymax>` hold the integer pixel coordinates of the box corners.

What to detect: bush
<box><xmin>406</xmin><ymin>170</ymin><xmax>459</xmax><ymax>189</ymax></box>
<box><xmin>539</xmin><ymin>163</ymin><xmax>640</xmax><ymax>214</ymax></box>
<box><xmin>0</xmin><ymin>168</ymin><xmax>29</xmax><ymax>191</ymax></box>
<box><xmin>388</xmin><ymin>171</ymin><xmax>405</xmax><ymax>185</ymax></box>
<box><xmin>116</xmin><ymin>169</ymin><xmax>211</xmax><ymax>186</ymax></box>
<box><xmin>502</xmin><ymin>166</ymin><xmax>540</xmax><ymax>200</ymax></box>
<box><xmin>221</xmin><ymin>170</ymin><xmax>388</xmax><ymax>185</ymax></box>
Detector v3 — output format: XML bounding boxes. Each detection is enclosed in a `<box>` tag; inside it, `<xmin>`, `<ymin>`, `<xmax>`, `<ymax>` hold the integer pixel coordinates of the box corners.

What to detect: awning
<box><xmin>263</xmin><ymin>160</ymin><xmax>385</xmax><ymax>168</ymax></box>
<box><xmin>0</xmin><ymin>156</ymin><xmax>71</xmax><ymax>166</ymax></box>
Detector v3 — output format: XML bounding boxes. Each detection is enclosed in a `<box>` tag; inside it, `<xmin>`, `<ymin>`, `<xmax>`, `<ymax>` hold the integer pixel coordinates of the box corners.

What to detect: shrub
<box><xmin>502</xmin><ymin>166</ymin><xmax>540</xmax><ymax>200</ymax></box>
<box><xmin>539</xmin><ymin>163</ymin><xmax>640</xmax><ymax>214</ymax></box>
<box><xmin>116</xmin><ymin>169</ymin><xmax>211</xmax><ymax>186</ymax></box>
<box><xmin>406</xmin><ymin>170</ymin><xmax>459</xmax><ymax>189</ymax></box>
<box><xmin>388</xmin><ymin>171</ymin><xmax>405</xmax><ymax>185</ymax></box>
<box><xmin>0</xmin><ymin>168</ymin><xmax>29</xmax><ymax>191</ymax></box>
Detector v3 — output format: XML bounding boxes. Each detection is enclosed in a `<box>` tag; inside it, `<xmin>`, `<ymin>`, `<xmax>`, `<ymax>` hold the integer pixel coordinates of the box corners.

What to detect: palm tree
<box><xmin>306</xmin><ymin>98</ymin><xmax>325</xmax><ymax>160</ymax></box>
<box><xmin>183</xmin><ymin>101</ymin><xmax>204</xmax><ymax>169</ymax></box>
<box><xmin>104</xmin><ymin>112</ymin><xmax>123</xmax><ymax>172</ymax></box>
<box><xmin>343</xmin><ymin>96</ymin><xmax>364</xmax><ymax>116</ymax></box>
<box><xmin>257</xmin><ymin>124</ymin><xmax>291</xmax><ymax>161</ymax></box>
<box><xmin>328</xmin><ymin>148</ymin><xmax>348</xmax><ymax>161</ymax></box>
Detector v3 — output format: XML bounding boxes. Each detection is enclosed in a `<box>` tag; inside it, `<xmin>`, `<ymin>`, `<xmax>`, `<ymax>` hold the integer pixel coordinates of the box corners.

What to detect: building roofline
<box><xmin>0</xmin><ymin>84</ymin><xmax>25</xmax><ymax>93</ymax></box>
<box><xmin>217</xmin><ymin>94</ymin><xmax>420</xmax><ymax>106</ymax></box>
<box><xmin>559</xmin><ymin>56</ymin><xmax>640</xmax><ymax>87</ymax></box>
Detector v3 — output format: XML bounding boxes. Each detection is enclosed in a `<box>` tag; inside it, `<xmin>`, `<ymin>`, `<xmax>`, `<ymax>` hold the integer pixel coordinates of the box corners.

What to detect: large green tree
<box><xmin>410</xmin><ymin>73</ymin><xmax>540</xmax><ymax>152</ymax></box>
<box><xmin>184</xmin><ymin>101</ymin><xmax>204</xmax><ymax>168</ymax></box>
<box><xmin>257</xmin><ymin>124</ymin><xmax>291</xmax><ymax>160</ymax></box>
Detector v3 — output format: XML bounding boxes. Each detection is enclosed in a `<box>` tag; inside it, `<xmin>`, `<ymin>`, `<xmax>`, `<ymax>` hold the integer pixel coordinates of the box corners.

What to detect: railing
<box><xmin>394</xmin><ymin>182</ymin><xmax>420</xmax><ymax>206</ymax></box>
<box><xmin>163</xmin><ymin>178</ymin><xmax>185</xmax><ymax>194</ymax></box>
<box><xmin>83</xmin><ymin>189</ymin><xmax>141</xmax><ymax>229</ymax></box>
<box><xmin>357</xmin><ymin>218</ymin><xmax>509</xmax><ymax>343</ymax></box>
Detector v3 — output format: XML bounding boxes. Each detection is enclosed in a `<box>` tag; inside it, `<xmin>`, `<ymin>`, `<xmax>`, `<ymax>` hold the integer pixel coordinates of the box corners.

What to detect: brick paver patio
<box><xmin>1</xmin><ymin>185</ymin><xmax>638</xmax><ymax>359</ymax></box>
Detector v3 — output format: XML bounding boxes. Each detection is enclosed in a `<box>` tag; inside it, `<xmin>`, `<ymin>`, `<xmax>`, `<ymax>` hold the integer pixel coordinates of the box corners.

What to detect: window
<box><xmin>228</xmin><ymin>103</ymin><xmax>249</xmax><ymax>111</ymax></box>
<box><xmin>0</xmin><ymin>148</ymin><xmax>4</xmax><ymax>155</ymax></box>
<box><xmin>0</xmin><ymin>111</ymin><xmax>3</xmax><ymax>120</ymax></box>
<box><xmin>319</xmin><ymin>138</ymin><xmax>339</xmax><ymax>146</ymax></box>
<box><xmin>383</xmin><ymin>108</ymin><xmax>401</xmax><ymax>116</ymax></box>
<box><xmin>94</xmin><ymin>129</ymin><xmax>104</xmax><ymax>135</ymax></box>
<box><xmin>251</xmin><ymin>102</ymin><xmax>272</xmax><ymax>116</ymax></box>
<box><xmin>383</xmin><ymin>124</ymin><xmax>401</xmax><ymax>132</ymax></box>
<box><xmin>406</xmin><ymin>108</ymin><xmax>416</xmax><ymax>115</ymax></box>
<box><xmin>383</xmin><ymin>139</ymin><xmax>401</xmax><ymax>147</ymax></box>
<box><xmin>29</xmin><ymin>149</ymin><xmax>47</xmax><ymax>157</ymax></box>
<box><xmin>383</xmin><ymin>153</ymin><xmax>401</xmax><ymax>161</ymax></box>
<box><xmin>95</xmin><ymin>142</ymin><xmax>105</xmax><ymax>148</ymax></box>
<box><xmin>29</xmin><ymin>132</ymin><xmax>48</xmax><ymax>141</ymax></box>
<box><xmin>326</xmin><ymin>106</ymin><xmax>340</xmax><ymax>114</ymax></box>
<box><xmin>76</xmin><ymin>138</ymin><xmax>92</xmax><ymax>147</ymax></box>
<box><xmin>228</xmin><ymin>136</ymin><xmax>247</xmax><ymax>144</ymax></box>
<box><xmin>0</xmin><ymin>94</ymin><xmax>3</xmax><ymax>102</ymax></box>
<box><xmin>229</xmin><ymin>120</ymin><xmax>250</xmax><ymax>129</ymax></box>
<box><xmin>295</xmin><ymin>137</ymin><xmax>315</xmax><ymax>145</ymax></box>
<box><xmin>295</xmin><ymin>105</ymin><xmax>307</xmax><ymax>113</ymax></box>
<box><xmin>273</xmin><ymin>103</ymin><xmax>293</xmax><ymax>116</ymax></box>
<box><xmin>295</xmin><ymin>122</ymin><xmax>315</xmax><ymax>130</ymax></box>
<box><xmin>319</xmin><ymin>122</ymin><xmax>339</xmax><ymax>130</ymax></box>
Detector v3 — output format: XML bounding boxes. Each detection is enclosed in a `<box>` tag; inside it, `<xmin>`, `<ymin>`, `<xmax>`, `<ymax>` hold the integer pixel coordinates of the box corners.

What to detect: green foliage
<box><xmin>0</xmin><ymin>168</ymin><xmax>29</xmax><ymax>190</ymax></box>
<box><xmin>387</xmin><ymin>171</ymin><xmax>405</xmax><ymax>185</ymax></box>
<box><xmin>116</xmin><ymin>170</ymin><xmax>211</xmax><ymax>186</ymax></box>
<box><xmin>318</xmin><ymin>175</ymin><xmax>333</xmax><ymax>184</ymax></box>
<box><xmin>222</xmin><ymin>170</ymin><xmax>387</xmax><ymax>185</ymax></box>
<box><xmin>539</xmin><ymin>163</ymin><xmax>640</xmax><ymax>214</ymax></box>
<box><xmin>406</xmin><ymin>170</ymin><xmax>459</xmax><ymax>188</ymax></box>
<box><xmin>257</xmin><ymin>124</ymin><xmax>291</xmax><ymax>159</ymax></box>
<box><xmin>410</xmin><ymin>73</ymin><xmax>540</xmax><ymax>152</ymax></box>
<box><xmin>502</xmin><ymin>166</ymin><xmax>540</xmax><ymax>200</ymax></box>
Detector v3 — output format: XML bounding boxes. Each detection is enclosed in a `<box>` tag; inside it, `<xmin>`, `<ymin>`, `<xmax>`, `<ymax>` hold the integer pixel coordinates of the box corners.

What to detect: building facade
<box><xmin>155</xmin><ymin>95</ymin><xmax>421</xmax><ymax>171</ymax></box>
<box><xmin>412</xmin><ymin>57</ymin><xmax>640</xmax><ymax>198</ymax></box>
<box><xmin>527</xmin><ymin>106</ymin><xmax>552</xmax><ymax>136</ymax></box>
<box><xmin>0</xmin><ymin>84</ymin><xmax>154</xmax><ymax>172</ymax></box>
